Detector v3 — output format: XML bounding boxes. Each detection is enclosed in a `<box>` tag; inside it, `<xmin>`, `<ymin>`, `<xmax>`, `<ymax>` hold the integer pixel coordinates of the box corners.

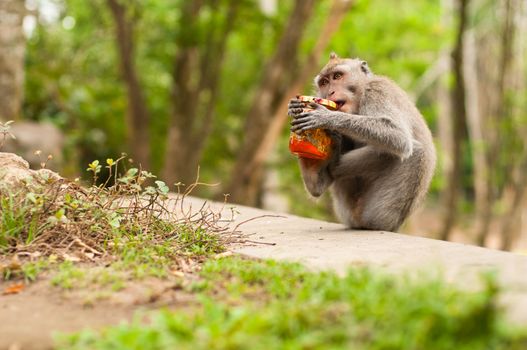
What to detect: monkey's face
<box><xmin>314</xmin><ymin>59</ymin><xmax>370</xmax><ymax>114</ymax></box>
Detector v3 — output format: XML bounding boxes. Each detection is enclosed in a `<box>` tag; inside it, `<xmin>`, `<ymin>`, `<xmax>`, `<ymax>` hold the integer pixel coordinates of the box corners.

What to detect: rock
<box><xmin>0</xmin><ymin>152</ymin><xmax>62</xmax><ymax>189</ymax></box>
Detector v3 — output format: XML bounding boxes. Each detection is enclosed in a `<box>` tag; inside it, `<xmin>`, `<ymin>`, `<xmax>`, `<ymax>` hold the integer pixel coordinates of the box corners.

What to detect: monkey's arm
<box><xmin>292</xmin><ymin>109</ymin><xmax>412</xmax><ymax>159</ymax></box>
<box><xmin>297</xmin><ymin>157</ymin><xmax>334</xmax><ymax>197</ymax></box>
<box><xmin>297</xmin><ymin>130</ymin><xmax>341</xmax><ymax>197</ymax></box>
<box><xmin>288</xmin><ymin>99</ymin><xmax>340</xmax><ymax>197</ymax></box>
<box><xmin>290</xmin><ymin>80</ymin><xmax>414</xmax><ymax>159</ymax></box>
<box><xmin>332</xmin><ymin>145</ymin><xmax>396</xmax><ymax>178</ymax></box>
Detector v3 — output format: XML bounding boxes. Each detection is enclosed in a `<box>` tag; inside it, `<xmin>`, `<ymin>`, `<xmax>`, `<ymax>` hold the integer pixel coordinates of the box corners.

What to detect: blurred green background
<box><xmin>1</xmin><ymin>0</ymin><xmax>526</xmax><ymax>251</ymax></box>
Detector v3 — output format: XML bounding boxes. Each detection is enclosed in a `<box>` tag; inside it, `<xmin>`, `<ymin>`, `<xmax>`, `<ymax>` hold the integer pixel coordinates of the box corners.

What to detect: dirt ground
<box><xmin>1</xmin><ymin>281</ymin><xmax>134</xmax><ymax>350</ymax></box>
<box><xmin>0</xmin><ymin>272</ymin><xmax>195</xmax><ymax>350</ymax></box>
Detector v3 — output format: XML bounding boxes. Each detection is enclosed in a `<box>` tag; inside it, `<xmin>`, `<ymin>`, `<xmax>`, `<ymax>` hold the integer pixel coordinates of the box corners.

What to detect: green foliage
<box><xmin>0</xmin><ymin>192</ymin><xmax>43</xmax><ymax>248</ymax></box>
<box><xmin>24</xmin><ymin>0</ymin><xmax>447</xmax><ymax>184</ymax></box>
<box><xmin>58</xmin><ymin>257</ymin><xmax>527</xmax><ymax>350</ymax></box>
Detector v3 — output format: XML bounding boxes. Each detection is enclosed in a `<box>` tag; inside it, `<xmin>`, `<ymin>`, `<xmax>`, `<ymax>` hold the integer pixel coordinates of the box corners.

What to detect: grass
<box><xmin>0</xmin><ymin>258</ymin><xmax>48</xmax><ymax>282</ymax></box>
<box><xmin>0</xmin><ymin>191</ymin><xmax>43</xmax><ymax>248</ymax></box>
<box><xmin>1</xmin><ymin>156</ymin><xmax>237</xmax><ymax>285</ymax></box>
<box><xmin>57</xmin><ymin>257</ymin><xmax>527</xmax><ymax>350</ymax></box>
<box><xmin>51</xmin><ymin>261</ymin><xmax>126</xmax><ymax>292</ymax></box>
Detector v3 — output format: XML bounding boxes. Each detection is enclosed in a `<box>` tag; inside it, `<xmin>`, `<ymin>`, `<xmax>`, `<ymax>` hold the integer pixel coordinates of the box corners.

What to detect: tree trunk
<box><xmin>436</xmin><ymin>62</ymin><xmax>453</xmax><ymax>217</ymax></box>
<box><xmin>434</xmin><ymin>1</ymin><xmax>454</xmax><ymax>213</ymax></box>
<box><xmin>463</xmin><ymin>28</ymin><xmax>491</xmax><ymax>246</ymax></box>
<box><xmin>500</xmin><ymin>163</ymin><xmax>527</xmax><ymax>250</ymax></box>
<box><xmin>107</xmin><ymin>0</ymin><xmax>151</xmax><ymax>170</ymax></box>
<box><xmin>475</xmin><ymin>0</ymin><xmax>516</xmax><ymax>246</ymax></box>
<box><xmin>0</xmin><ymin>0</ymin><xmax>26</xmax><ymax>121</ymax></box>
<box><xmin>472</xmin><ymin>37</ymin><xmax>499</xmax><ymax>246</ymax></box>
<box><xmin>499</xmin><ymin>0</ymin><xmax>526</xmax><ymax>250</ymax></box>
<box><xmin>223</xmin><ymin>0</ymin><xmax>349</xmax><ymax>206</ymax></box>
<box><xmin>163</xmin><ymin>0</ymin><xmax>238</xmax><ymax>187</ymax></box>
<box><xmin>439</xmin><ymin>0</ymin><xmax>469</xmax><ymax>241</ymax></box>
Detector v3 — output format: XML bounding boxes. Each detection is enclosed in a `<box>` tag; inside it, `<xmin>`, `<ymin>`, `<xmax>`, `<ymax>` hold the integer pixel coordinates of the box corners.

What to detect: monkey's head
<box><xmin>314</xmin><ymin>53</ymin><xmax>372</xmax><ymax>113</ymax></box>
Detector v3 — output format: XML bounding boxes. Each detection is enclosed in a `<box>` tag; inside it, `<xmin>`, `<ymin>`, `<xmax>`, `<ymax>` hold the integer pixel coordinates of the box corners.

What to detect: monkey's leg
<box><xmin>358</xmin><ymin>149</ymin><xmax>425</xmax><ymax>231</ymax></box>
<box><xmin>298</xmin><ymin>157</ymin><xmax>333</xmax><ymax>197</ymax></box>
<box><xmin>325</xmin><ymin>146</ymin><xmax>398</xmax><ymax>229</ymax></box>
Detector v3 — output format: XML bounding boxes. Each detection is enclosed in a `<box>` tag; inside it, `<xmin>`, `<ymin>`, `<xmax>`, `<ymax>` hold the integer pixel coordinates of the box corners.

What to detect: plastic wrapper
<box><xmin>289</xmin><ymin>96</ymin><xmax>338</xmax><ymax>160</ymax></box>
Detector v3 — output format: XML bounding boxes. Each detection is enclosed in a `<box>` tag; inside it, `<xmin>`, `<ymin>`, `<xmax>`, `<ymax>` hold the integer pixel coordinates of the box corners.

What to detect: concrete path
<box><xmin>188</xmin><ymin>197</ymin><xmax>527</xmax><ymax>324</ymax></box>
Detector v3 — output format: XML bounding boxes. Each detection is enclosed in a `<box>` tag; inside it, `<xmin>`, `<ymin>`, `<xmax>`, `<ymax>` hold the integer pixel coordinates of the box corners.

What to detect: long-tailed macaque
<box><xmin>288</xmin><ymin>53</ymin><xmax>436</xmax><ymax>232</ymax></box>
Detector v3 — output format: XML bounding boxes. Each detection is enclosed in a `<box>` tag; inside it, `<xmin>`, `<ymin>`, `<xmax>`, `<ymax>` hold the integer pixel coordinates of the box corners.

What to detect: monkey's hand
<box><xmin>290</xmin><ymin>102</ymin><xmax>335</xmax><ymax>133</ymax></box>
<box><xmin>287</xmin><ymin>97</ymin><xmax>305</xmax><ymax>117</ymax></box>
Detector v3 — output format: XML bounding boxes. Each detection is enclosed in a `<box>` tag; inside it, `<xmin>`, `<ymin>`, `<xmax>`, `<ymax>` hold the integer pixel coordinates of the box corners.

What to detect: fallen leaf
<box><xmin>62</xmin><ymin>253</ymin><xmax>81</xmax><ymax>262</ymax></box>
<box><xmin>170</xmin><ymin>270</ymin><xmax>185</xmax><ymax>278</ymax></box>
<box><xmin>3</xmin><ymin>283</ymin><xmax>25</xmax><ymax>295</ymax></box>
<box><xmin>30</xmin><ymin>251</ymin><xmax>42</xmax><ymax>258</ymax></box>
<box><xmin>179</xmin><ymin>259</ymin><xmax>190</xmax><ymax>272</ymax></box>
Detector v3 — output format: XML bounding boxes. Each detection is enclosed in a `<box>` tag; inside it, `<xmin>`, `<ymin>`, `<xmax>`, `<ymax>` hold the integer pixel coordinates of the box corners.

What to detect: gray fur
<box><xmin>288</xmin><ymin>57</ymin><xmax>436</xmax><ymax>232</ymax></box>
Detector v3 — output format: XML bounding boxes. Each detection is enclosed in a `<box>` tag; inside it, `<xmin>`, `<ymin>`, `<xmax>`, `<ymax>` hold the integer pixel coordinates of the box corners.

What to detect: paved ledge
<box><xmin>187</xmin><ymin>197</ymin><xmax>527</xmax><ymax>324</ymax></box>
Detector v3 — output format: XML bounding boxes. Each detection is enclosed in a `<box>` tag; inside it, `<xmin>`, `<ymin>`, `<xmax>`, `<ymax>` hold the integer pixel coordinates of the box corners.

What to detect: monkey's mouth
<box><xmin>334</xmin><ymin>100</ymin><xmax>346</xmax><ymax>110</ymax></box>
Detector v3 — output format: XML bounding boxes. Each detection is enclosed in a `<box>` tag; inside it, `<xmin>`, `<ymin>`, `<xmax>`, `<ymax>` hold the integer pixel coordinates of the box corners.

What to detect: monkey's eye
<box><xmin>319</xmin><ymin>78</ymin><xmax>329</xmax><ymax>87</ymax></box>
<box><xmin>333</xmin><ymin>72</ymin><xmax>343</xmax><ymax>80</ymax></box>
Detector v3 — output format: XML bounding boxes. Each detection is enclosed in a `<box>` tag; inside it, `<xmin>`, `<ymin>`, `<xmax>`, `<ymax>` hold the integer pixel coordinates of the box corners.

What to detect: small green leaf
<box><xmin>155</xmin><ymin>181</ymin><xmax>169</xmax><ymax>194</ymax></box>
<box><xmin>145</xmin><ymin>186</ymin><xmax>156</xmax><ymax>195</ymax></box>
<box><xmin>109</xmin><ymin>217</ymin><xmax>121</xmax><ymax>228</ymax></box>
<box><xmin>26</xmin><ymin>192</ymin><xmax>37</xmax><ymax>204</ymax></box>
<box><xmin>87</xmin><ymin>160</ymin><xmax>101</xmax><ymax>174</ymax></box>
<box><xmin>142</xmin><ymin>171</ymin><xmax>156</xmax><ymax>178</ymax></box>
<box><xmin>55</xmin><ymin>208</ymin><xmax>65</xmax><ymax>219</ymax></box>
<box><xmin>126</xmin><ymin>168</ymin><xmax>138</xmax><ymax>177</ymax></box>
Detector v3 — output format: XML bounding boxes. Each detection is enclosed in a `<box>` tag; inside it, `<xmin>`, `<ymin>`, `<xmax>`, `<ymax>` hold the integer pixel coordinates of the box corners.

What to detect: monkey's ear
<box><xmin>329</xmin><ymin>52</ymin><xmax>339</xmax><ymax>60</ymax></box>
<box><xmin>360</xmin><ymin>60</ymin><xmax>372</xmax><ymax>75</ymax></box>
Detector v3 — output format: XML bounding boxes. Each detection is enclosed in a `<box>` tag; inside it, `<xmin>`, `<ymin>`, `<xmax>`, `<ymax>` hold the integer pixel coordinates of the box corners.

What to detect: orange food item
<box><xmin>289</xmin><ymin>129</ymin><xmax>332</xmax><ymax>159</ymax></box>
<box><xmin>289</xmin><ymin>96</ymin><xmax>338</xmax><ymax>160</ymax></box>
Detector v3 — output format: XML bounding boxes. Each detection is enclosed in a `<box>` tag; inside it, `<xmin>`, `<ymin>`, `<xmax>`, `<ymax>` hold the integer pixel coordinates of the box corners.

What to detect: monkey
<box><xmin>288</xmin><ymin>53</ymin><xmax>436</xmax><ymax>232</ymax></box>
